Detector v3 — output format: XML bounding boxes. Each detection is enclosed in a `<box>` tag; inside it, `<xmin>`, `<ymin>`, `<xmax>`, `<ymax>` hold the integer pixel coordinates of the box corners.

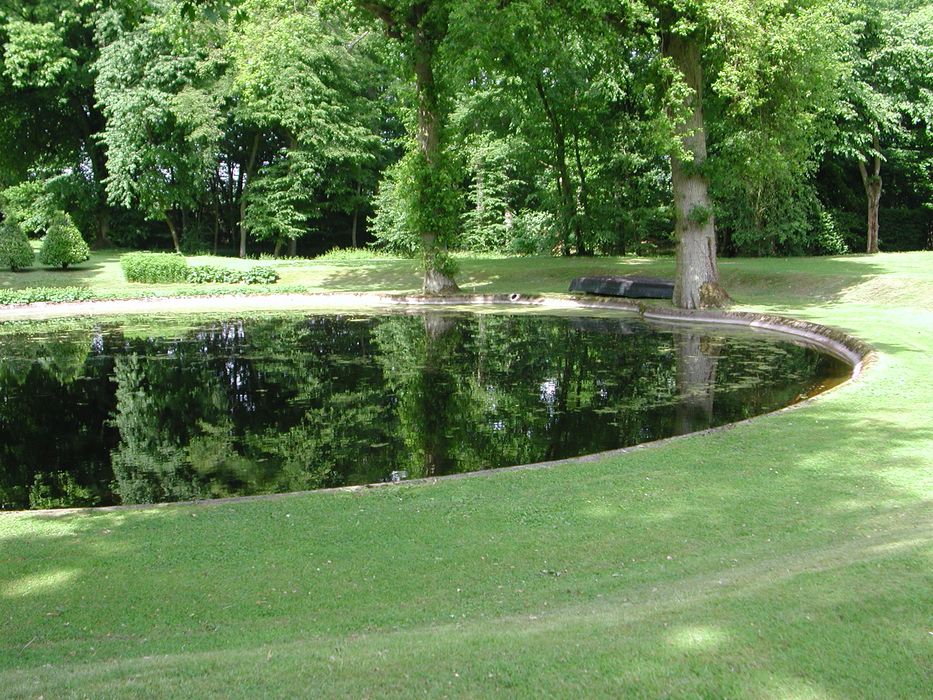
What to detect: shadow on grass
<box><xmin>719</xmin><ymin>255</ymin><xmax>892</xmax><ymax>310</ymax></box>
<box><xmin>0</xmin><ymin>250</ymin><xmax>124</xmax><ymax>290</ymax></box>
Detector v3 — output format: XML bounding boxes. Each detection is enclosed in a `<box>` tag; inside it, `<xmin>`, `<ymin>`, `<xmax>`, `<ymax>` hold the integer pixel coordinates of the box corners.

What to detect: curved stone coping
<box><xmin>0</xmin><ymin>292</ymin><xmax>877</xmax><ymax>517</ymax></box>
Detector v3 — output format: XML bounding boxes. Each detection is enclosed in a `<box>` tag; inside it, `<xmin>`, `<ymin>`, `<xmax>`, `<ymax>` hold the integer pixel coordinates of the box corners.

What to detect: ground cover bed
<box><xmin>0</xmin><ymin>252</ymin><xmax>931</xmax><ymax>698</ymax></box>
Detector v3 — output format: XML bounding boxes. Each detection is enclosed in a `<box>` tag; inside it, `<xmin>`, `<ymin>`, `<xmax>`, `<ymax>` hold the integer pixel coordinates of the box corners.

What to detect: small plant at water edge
<box><xmin>39</xmin><ymin>212</ymin><xmax>90</xmax><ymax>269</ymax></box>
<box><xmin>0</xmin><ymin>218</ymin><xmax>35</xmax><ymax>270</ymax></box>
<box><xmin>0</xmin><ymin>286</ymin><xmax>97</xmax><ymax>305</ymax></box>
<box><xmin>121</xmin><ymin>252</ymin><xmax>189</xmax><ymax>283</ymax></box>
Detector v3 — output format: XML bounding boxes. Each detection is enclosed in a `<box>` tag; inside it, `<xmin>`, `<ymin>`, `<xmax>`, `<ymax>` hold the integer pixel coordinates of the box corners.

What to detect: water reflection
<box><xmin>675</xmin><ymin>333</ymin><xmax>722</xmax><ymax>435</ymax></box>
<box><xmin>0</xmin><ymin>311</ymin><xmax>849</xmax><ymax>509</ymax></box>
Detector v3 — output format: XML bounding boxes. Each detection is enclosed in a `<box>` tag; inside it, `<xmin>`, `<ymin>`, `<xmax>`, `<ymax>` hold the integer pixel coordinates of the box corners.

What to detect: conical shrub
<box><xmin>0</xmin><ymin>218</ymin><xmax>35</xmax><ymax>271</ymax></box>
<box><xmin>39</xmin><ymin>212</ymin><xmax>90</xmax><ymax>269</ymax></box>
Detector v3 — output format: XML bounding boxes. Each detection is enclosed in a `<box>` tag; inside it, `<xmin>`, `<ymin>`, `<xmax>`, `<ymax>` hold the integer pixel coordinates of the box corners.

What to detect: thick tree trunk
<box><xmin>95</xmin><ymin>208</ymin><xmax>111</xmax><ymax>250</ymax></box>
<box><xmin>662</xmin><ymin>31</ymin><xmax>730</xmax><ymax>309</ymax></box>
<box><xmin>288</xmin><ymin>237</ymin><xmax>297</xmax><ymax>257</ymax></box>
<box><xmin>858</xmin><ymin>135</ymin><xmax>882</xmax><ymax>254</ymax></box>
<box><xmin>413</xmin><ymin>29</ymin><xmax>458</xmax><ymax>294</ymax></box>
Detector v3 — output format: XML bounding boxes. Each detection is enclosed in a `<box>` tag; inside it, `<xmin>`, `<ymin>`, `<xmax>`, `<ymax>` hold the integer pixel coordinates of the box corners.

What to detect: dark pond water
<box><xmin>0</xmin><ymin>310</ymin><xmax>849</xmax><ymax>509</ymax></box>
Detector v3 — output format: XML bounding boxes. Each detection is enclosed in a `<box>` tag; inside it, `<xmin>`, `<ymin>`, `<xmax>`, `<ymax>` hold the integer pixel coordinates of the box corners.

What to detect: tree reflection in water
<box><xmin>0</xmin><ymin>312</ymin><xmax>848</xmax><ymax>509</ymax></box>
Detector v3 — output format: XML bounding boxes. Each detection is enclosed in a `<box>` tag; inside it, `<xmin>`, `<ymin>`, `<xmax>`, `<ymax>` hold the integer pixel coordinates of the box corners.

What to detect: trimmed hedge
<box><xmin>39</xmin><ymin>213</ymin><xmax>90</xmax><ymax>269</ymax></box>
<box><xmin>122</xmin><ymin>253</ymin><xmax>279</xmax><ymax>285</ymax></box>
<box><xmin>0</xmin><ymin>219</ymin><xmax>35</xmax><ymax>270</ymax></box>
<box><xmin>121</xmin><ymin>253</ymin><xmax>189</xmax><ymax>283</ymax></box>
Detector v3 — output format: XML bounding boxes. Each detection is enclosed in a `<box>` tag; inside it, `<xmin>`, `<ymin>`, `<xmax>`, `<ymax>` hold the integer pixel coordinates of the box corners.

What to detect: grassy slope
<box><xmin>0</xmin><ymin>252</ymin><xmax>931</xmax><ymax>698</ymax></box>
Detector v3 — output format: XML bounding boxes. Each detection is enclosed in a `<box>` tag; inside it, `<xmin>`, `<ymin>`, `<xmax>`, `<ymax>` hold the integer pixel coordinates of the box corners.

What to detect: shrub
<box><xmin>185</xmin><ymin>265</ymin><xmax>239</xmax><ymax>284</ymax></box>
<box><xmin>814</xmin><ymin>210</ymin><xmax>848</xmax><ymax>256</ymax></box>
<box><xmin>237</xmin><ymin>266</ymin><xmax>279</xmax><ymax>285</ymax></box>
<box><xmin>314</xmin><ymin>247</ymin><xmax>399</xmax><ymax>262</ymax></box>
<box><xmin>0</xmin><ymin>219</ymin><xmax>35</xmax><ymax>270</ymax></box>
<box><xmin>186</xmin><ymin>264</ymin><xmax>279</xmax><ymax>285</ymax></box>
<box><xmin>121</xmin><ymin>252</ymin><xmax>189</xmax><ymax>283</ymax></box>
<box><xmin>39</xmin><ymin>212</ymin><xmax>90</xmax><ymax>269</ymax></box>
<box><xmin>0</xmin><ymin>286</ymin><xmax>96</xmax><ymax>305</ymax></box>
<box><xmin>508</xmin><ymin>210</ymin><xmax>559</xmax><ymax>255</ymax></box>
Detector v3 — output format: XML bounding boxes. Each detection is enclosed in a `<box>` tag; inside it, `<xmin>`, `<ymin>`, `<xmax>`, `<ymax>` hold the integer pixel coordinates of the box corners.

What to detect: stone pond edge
<box><xmin>0</xmin><ymin>292</ymin><xmax>878</xmax><ymax>517</ymax></box>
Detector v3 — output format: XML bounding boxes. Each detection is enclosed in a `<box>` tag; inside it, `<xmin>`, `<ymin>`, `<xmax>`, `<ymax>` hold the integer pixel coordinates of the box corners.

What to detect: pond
<box><xmin>0</xmin><ymin>309</ymin><xmax>850</xmax><ymax>510</ymax></box>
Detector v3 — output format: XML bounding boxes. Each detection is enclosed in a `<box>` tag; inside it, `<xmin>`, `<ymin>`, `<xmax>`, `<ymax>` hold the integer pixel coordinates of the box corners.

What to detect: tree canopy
<box><xmin>1</xmin><ymin>0</ymin><xmax>930</xmax><ymax>304</ymax></box>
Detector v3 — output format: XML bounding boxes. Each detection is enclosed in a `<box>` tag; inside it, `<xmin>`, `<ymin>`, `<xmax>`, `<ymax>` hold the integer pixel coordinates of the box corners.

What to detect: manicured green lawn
<box><xmin>1</xmin><ymin>252</ymin><xmax>931</xmax><ymax>698</ymax></box>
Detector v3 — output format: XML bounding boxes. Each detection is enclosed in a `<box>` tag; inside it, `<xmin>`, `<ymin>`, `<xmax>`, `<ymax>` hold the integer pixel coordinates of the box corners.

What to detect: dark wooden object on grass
<box><xmin>569</xmin><ymin>275</ymin><xmax>675</xmax><ymax>299</ymax></box>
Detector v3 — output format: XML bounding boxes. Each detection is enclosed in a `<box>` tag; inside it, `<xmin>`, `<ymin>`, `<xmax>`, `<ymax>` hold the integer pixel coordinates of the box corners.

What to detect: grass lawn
<box><xmin>1</xmin><ymin>251</ymin><xmax>931</xmax><ymax>698</ymax></box>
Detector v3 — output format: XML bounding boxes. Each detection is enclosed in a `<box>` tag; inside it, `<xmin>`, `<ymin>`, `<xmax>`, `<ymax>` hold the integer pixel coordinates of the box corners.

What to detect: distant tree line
<box><xmin>0</xmin><ymin>0</ymin><xmax>930</xmax><ymax>294</ymax></box>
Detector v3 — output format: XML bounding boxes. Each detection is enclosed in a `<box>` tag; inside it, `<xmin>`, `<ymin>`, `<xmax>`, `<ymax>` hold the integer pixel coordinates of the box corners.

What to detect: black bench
<box><xmin>569</xmin><ymin>275</ymin><xmax>674</xmax><ymax>299</ymax></box>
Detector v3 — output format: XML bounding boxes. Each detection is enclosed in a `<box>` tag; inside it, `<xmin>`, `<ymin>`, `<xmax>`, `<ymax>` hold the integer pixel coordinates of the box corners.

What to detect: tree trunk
<box><xmin>351</xmin><ymin>180</ymin><xmax>362</xmax><ymax>247</ymax></box>
<box><xmin>572</xmin><ymin>125</ymin><xmax>589</xmax><ymax>255</ymax></box>
<box><xmin>413</xmin><ymin>28</ymin><xmax>459</xmax><ymax>294</ymax></box>
<box><xmin>95</xmin><ymin>208</ymin><xmax>111</xmax><ymax>250</ymax></box>
<box><xmin>674</xmin><ymin>332</ymin><xmax>720</xmax><ymax>435</ymax></box>
<box><xmin>74</xmin><ymin>99</ymin><xmax>113</xmax><ymax>249</ymax></box>
<box><xmin>662</xmin><ymin>30</ymin><xmax>730</xmax><ymax>309</ymax></box>
<box><xmin>858</xmin><ymin>135</ymin><xmax>882</xmax><ymax>254</ymax></box>
<box><xmin>535</xmin><ymin>77</ymin><xmax>580</xmax><ymax>255</ymax></box>
<box><xmin>239</xmin><ymin>133</ymin><xmax>261</xmax><ymax>259</ymax></box>
<box><xmin>213</xmin><ymin>198</ymin><xmax>220</xmax><ymax>255</ymax></box>
<box><xmin>288</xmin><ymin>237</ymin><xmax>297</xmax><ymax>257</ymax></box>
<box><xmin>165</xmin><ymin>211</ymin><xmax>181</xmax><ymax>253</ymax></box>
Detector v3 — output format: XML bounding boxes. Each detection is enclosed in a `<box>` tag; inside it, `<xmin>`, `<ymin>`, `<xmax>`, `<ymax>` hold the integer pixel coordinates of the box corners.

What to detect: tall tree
<box><xmin>834</xmin><ymin>0</ymin><xmax>933</xmax><ymax>253</ymax></box>
<box><xmin>357</xmin><ymin>0</ymin><xmax>460</xmax><ymax>293</ymax></box>
<box><xmin>231</xmin><ymin>0</ymin><xmax>383</xmax><ymax>257</ymax></box>
<box><xmin>0</xmin><ymin>0</ymin><xmax>128</xmax><ymax>246</ymax></box>
<box><xmin>657</xmin><ymin>4</ymin><xmax>730</xmax><ymax>309</ymax></box>
<box><xmin>96</xmin><ymin>0</ymin><xmax>225</xmax><ymax>252</ymax></box>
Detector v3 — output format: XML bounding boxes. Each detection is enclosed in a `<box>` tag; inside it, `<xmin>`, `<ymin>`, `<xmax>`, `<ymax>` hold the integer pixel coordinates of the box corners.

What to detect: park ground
<box><xmin>0</xmin><ymin>251</ymin><xmax>931</xmax><ymax>698</ymax></box>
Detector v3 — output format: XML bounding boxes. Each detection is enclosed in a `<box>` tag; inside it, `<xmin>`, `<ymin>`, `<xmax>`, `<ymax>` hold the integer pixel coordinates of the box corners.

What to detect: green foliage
<box><xmin>879</xmin><ymin>206</ymin><xmax>933</xmax><ymax>251</ymax></box>
<box><xmin>0</xmin><ymin>181</ymin><xmax>57</xmax><ymax>236</ymax></box>
<box><xmin>687</xmin><ymin>204</ymin><xmax>713</xmax><ymax>227</ymax></box>
<box><xmin>0</xmin><ymin>286</ymin><xmax>96</xmax><ymax>305</ymax></box>
<box><xmin>314</xmin><ymin>247</ymin><xmax>401</xmax><ymax>261</ymax></box>
<box><xmin>394</xmin><ymin>150</ymin><xmax>463</xmax><ymax>277</ymax></box>
<box><xmin>28</xmin><ymin>471</ymin><xmax>99</xmax><ymax>510</ymax></box>
<box><xmin>0</xmin><ymin>218</ymin><xmax>35</xmax><ymax>270</ymax></box>
<box><xmin>121</xmin><ymin>252</ymin><xmax>189</xmax><ymax>283</ymax></box>
<box><xmin>815</xmin><ymin>210</ymin><xmax>849</xmax><ymax>256</ymax></box>
<box><xmin>120</xmin><ymin>253</ymin><xmax>278</xmax><ymax>285</ymax></box>
<box><xmin>38</xmin><ymin>212</ymin><xmax>89</xmax><ymax>268</ymax></box>
<box><xmin>460</xmin><ymin>137</ymin><xmax>517</xmax><ymax>252</ymax></box>
<box><xmin>95</xmin><ymin>3</ymin><xmax>224</xmax><ymax>225</ymax></box>
<box><xmin>186</xmin><ymin>265</ymin><xmax>279</xmax><ymax>284</ymax></box>
<box><xmin>241</xmin><ymin>155</ymin><xmax>313</xmax><ymax>245</ymax></box>
<box><xmin>508</xmin><ymin>210</ymin><xmax>559</xmax><ymax>255</ymax></box>
<box><xmin>369</xmin><ymin>172</ymin><xmax>418</xmax><ymax>256</ymax></box>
